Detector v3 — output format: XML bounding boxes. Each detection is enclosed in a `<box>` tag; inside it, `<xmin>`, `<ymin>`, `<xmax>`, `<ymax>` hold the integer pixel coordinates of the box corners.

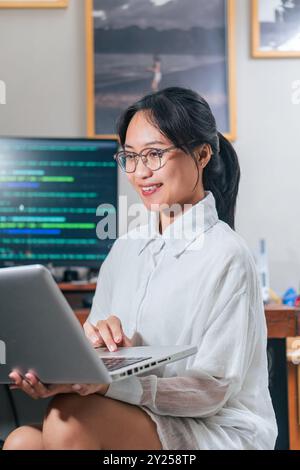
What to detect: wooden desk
<box><xmin>265</xmin><ymin>304</ymin><xmax>297</xmax><ymax>338</ymax></box>
<box><xmin>58</xmin><ymin>282</ymin><xmax>96</xmax><ymax>311</ymax></box>
<box><xmin>59</xmin><ymin>284</ymin><xmax>300</xmax><ymax>449</ymax></box>
<box><xmin>265</xmin><ymin>304</ymin><xmax>300</xmax><ymax>449</ymax></box>
<box><xmin>60</xmin><ymin>284</ymin><xmax>299</xmax><ymax>332</ymax></box>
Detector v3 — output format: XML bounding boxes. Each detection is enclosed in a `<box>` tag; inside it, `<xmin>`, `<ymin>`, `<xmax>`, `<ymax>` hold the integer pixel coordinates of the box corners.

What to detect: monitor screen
<box><xmin>0</xmin><ymin>137</ymin><xmax>119</xmax><ymax>268</ymax></box>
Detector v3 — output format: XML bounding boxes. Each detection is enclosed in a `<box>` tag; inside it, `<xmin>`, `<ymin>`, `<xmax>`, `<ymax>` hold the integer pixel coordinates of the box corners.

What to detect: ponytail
<box><xmin>203</xmin><ymin>132</ymin><xmax>240</xmax><ymax>230</ymax></box>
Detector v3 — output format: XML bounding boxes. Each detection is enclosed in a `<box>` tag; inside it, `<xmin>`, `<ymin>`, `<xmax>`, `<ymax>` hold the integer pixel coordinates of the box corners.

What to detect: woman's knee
<box><xmin>43</xmin><ymin>394</ymin><xmax>100</xmax><ymax>449</ymax></box>
<box><xmin>43</xmin><ymin>394</ymin><xmax>77</xmax><ymax>449</ymax></box>
<box><xmin>3</xmin><ymin>425</ymin><xmax>43</xmax><ymax>450</ymax></box>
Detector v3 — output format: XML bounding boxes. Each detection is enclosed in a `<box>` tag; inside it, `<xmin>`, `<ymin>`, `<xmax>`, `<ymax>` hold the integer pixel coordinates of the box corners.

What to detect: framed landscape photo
<box><xmin>252</xmin><ymin>0</ymin><xmax>300</xmax><ymax>57</ymax></box>
<box><xmin>86</xmin><ymin>0</ymin><xmax>237</xmax><ymax>141</ymax></box>
<box><xmin>0</xmin><ymin>0</ymin><xmax>68</xmax><ymax>7</ymax></box>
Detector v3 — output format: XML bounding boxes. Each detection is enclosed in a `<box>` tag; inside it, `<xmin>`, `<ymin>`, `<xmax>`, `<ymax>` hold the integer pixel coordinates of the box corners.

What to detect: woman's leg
<box><xmin>3</xmin><ymin>424</ymin><xmax>44</xmax><ymax>450</ymax></box>
<box><xmin>43</xmin><ymin>393</ymin><xmax>163</xmax><ymax>450</ymax></box>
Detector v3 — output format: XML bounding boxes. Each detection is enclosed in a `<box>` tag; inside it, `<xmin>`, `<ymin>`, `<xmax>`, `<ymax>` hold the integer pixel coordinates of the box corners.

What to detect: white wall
<box><xmin>234</xmin><ymin>1</ymin><xmax>300</xmax><ymax>295</ymax></box>
<box><xmin>0</xmin><ymin>0</ymin><xmax>299</xmax><ymax>295</ymax></box>
<box><xmin>0</xmin><ymin>0</ymin><xmax>86</xmax><ymax>136</ymax></box>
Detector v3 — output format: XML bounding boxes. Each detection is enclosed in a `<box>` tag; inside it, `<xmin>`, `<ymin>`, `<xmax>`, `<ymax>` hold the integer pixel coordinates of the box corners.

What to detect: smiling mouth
<box><xmin>140</xmin><ymin>183</ymin><xmax>163</xmax><ymax>195</ymax></box>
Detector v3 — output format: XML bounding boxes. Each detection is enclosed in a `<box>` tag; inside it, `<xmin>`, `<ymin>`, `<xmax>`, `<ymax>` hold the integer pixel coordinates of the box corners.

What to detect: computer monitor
<box><xmin>0</xmin><ymin>137</ymin><xmax>119</xmax><ymax>269</ymax></box>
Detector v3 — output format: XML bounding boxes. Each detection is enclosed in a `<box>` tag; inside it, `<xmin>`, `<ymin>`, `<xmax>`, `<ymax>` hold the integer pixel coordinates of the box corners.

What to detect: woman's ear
<box><xmin>198</xmin><ymin>144</ymin><xmax>212</xmax><ymax>169</ymax></box>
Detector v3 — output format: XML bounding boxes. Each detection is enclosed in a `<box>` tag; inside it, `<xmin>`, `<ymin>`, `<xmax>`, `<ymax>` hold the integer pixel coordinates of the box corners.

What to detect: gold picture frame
<box><xmin>86</xmin><ymin>0</ymin><xmax>237</xmax><ymax>141</ymax></box>
<box><xmin>252</xmin><ymin>0</ymin><xmax>300</xmax><ymax>58</ymax></box>
<box><xmin>0</xmin><ymin>0</ymin><xmax>68</xmax><ymax>8</ymax></box>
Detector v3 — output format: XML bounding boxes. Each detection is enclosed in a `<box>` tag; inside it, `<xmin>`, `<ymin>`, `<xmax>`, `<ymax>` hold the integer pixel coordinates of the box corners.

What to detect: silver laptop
<box><xmin>0</xmin><ymin>265</ymin><xmax>197</xmax><ymax>384</ymax></box>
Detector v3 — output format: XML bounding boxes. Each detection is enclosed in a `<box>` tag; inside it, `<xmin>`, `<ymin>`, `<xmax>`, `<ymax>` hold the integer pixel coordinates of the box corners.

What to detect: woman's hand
<box><xmin>8</xmin><ymin>315</ymin><xmax>132</xmax><ymax>399</ymax></box>
<box><xmin>8</xmin><ymin>371</ymin><xmax>109</xmax><ymax>400</ymax></box>
<box><xmin>83</xmin><ymin>316</ymin><xmax>134</xmax><ymax>351</ymax></box>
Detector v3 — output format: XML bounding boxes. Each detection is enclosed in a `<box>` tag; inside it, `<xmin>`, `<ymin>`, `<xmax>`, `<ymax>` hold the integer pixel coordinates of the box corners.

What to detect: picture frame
<box><xmin>86</xmin><ymin>0</ymin><xmax>237</xmax><ymax>141</ymax></box>
<box><xmin>252</xmin><ymin>0</ymin><xmax>300</xmax><ymax>57</ymax></box>
<box><xmin>0</xmin><ymin>0</ymin><xmax>68</xmax><ymax>8</ymax></box>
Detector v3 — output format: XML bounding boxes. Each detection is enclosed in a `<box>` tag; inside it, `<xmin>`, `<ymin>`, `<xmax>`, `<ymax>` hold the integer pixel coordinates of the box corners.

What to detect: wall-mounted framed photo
<box><xmin>86</xmin><ymin>0</ymin><xmax>237</xmax><ymax>141</ymax></box>
<box><xmin>252</xmin><ymin>0</ymin><xmax>300</xmax><ymax>57</ymax></box>
<box><xmin>0</xmin><ymin>0</ymin><xmax>68</xmax><ymax>8</ymax></box>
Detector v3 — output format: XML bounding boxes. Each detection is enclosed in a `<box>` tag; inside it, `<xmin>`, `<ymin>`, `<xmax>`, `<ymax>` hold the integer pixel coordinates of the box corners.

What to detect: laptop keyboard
<box><xmin>102</xmin><ymin>357</ymin><xmax>152</xmax><ymax>372</ymax></box>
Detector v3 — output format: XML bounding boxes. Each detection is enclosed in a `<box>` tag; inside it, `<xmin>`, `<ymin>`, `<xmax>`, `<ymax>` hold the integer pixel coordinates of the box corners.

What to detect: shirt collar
<box><xmin>138</xmin><ymin>191</ymin><xmax>219</xmax><ymax>258</ymax></box>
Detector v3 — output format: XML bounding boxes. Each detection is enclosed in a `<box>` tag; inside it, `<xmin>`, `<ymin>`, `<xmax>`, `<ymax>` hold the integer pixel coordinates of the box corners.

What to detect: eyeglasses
<box><xmin>113</xmin><ymin>145</ymin><xmax>177</xmax><ymax>173</ymax></box>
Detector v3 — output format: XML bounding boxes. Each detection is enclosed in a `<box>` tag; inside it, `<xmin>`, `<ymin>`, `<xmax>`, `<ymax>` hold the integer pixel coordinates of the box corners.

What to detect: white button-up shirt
<box><xmin>88</xmin><ymin>191</ymin><xmax>277</xmax><ymax>450</ymax></box>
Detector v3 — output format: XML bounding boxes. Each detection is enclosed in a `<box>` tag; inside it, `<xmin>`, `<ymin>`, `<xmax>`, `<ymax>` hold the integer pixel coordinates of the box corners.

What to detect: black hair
<box><xmin>117</xmin><ymin>87</ymin><xmax>240</xmax><ymax>230</ymax></box>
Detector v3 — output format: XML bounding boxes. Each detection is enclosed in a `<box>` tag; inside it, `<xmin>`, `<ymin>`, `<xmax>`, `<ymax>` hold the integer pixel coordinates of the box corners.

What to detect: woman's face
<box><xmin>125</xmin><ymin>111</ymin><xmax>205</xmax><ymax>211</ymax></box>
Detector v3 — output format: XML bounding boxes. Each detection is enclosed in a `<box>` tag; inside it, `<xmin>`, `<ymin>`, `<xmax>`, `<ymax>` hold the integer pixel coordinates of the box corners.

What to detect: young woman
<box><xmin>4</xmin><ymin>87</ymin><xmax>277</xmax><ymax>450</ymax></box>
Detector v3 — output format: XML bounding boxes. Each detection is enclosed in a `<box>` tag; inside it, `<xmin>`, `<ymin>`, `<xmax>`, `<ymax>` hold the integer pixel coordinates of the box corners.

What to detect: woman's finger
<box><xmin>96</xmin><ymin>320</ymin><xmax>117</xmax><ymax>352</ymax></box>
<box><xmin>9</xmin><ymin>371</ymin><xmax>75</xmax><ymax>398</ymax></box>
<box><xmin>9</xmin><ymin>371</ymin><xmax>39</xmax><ymax>398</ymax></box>
<box><xmin>20</xmin><ymin>378</ymin><xmax>40</xmax><ymax>400</ymax></box>
<box><xmin>107</xmin><ymin>316</ymin><xmax>124</xmax><ymax>344</ymax></box>
<box><xmin>83</xmin><ymin>321</ymin><xmax>103</xmax><ymax>348</ymax></box>
<box><xmin>9</xmin><ymin>371</ymin><xmax>23</xmax><ymax>387</ymax></box>
<box><xmin>25</xmin><ymin>373</ymin><xmax>50</xmax><ymax>398</ymax></box>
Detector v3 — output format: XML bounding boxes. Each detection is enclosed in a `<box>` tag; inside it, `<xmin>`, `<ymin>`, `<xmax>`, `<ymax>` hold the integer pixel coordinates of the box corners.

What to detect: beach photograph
<box><xmin>88</xmin><ymin>0</ymin><xmax>234</xmax><ymax>137</ymax></box>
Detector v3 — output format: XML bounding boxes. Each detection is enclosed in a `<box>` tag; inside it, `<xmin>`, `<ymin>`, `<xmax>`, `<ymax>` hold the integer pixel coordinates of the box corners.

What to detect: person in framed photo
<box><xmin>148</xmin><ymin>55</ymin><xmax>162</xmax><ymax>92</ymax></box>
<box><xmin>4</xmin><ymin>87</ymin><xmax>278</xmax><ymax>451</ymax></box>
<box><xmin>257</xmin><ymin>0</ymin><xmax>300</xmax><ymax>52</ymax></box>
